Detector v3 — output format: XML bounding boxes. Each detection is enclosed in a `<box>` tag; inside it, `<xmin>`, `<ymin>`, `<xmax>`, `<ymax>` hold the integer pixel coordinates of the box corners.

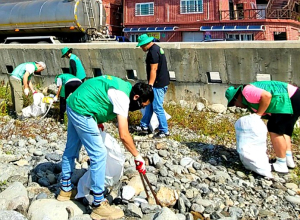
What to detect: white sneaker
<box><xmin>271</xmin><ymin>162</ymin><xmax>289</xmax><ymax>174</ymax></box>
<box><xmin>286</xmin><ymin>157</ymin><xmax>296</xmax><ymax>169</ymax></box>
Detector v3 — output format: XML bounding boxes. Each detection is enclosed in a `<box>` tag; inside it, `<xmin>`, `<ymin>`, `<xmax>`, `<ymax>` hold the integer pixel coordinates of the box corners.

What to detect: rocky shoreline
<box><xmin>0</xmin><ymin>109</ymin><xmax>299</xmax><ymax>220</ymax></box>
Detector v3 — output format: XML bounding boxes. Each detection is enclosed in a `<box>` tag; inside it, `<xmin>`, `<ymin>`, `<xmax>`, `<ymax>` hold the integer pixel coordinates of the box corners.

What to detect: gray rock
<box><xmin>48</xmin><ymin>132</ymin><xmax>58</xmax><ymax>141</ymax></box>
<box><xmin>141</xmin><ymin>203</ymin><xmax>161</xmax><ymax>214</ymax></box>
<box><xmin>159</xmin><ymin>167</ymin><xmax>168</xmax><ymax>177</ymax></box>
<box><xmin>36</xmin><ymin>139</ymin><xmax>48</xmax><ymax>147</ymax></box>
<box><xmin>177</xmin><ymin>197</ymin><xmax>186</xmax><ymax>213</ymax></box>
<box><xmin>153</xmin><ymin>207</ymin><xmax>178</xmax><ymax>220</ymax></box>
<box><xmin>69</xmin><ymin>215</ymin><xmax>91</xmax><ymax>220</ymax></box>
<box><xmin>45</xmin><ymin>153</ymin><xmax>61</xmax><ymax>162</ymax></box>
<box><xmin>196</xmin><ymin>102</ymin><xmax>205</xmax><ymax>112</ymax></box>
<box><xmin>229</xmin><ymin>207</ymin><xmax>243</xmax><ymax>219</ymax></box>
<box><xmin>193</xmin><ymin>162</ymin><xmax>201</xmax><ymax>170</ymax></box>
<box><xmin>33</xmin><ymin>151</ymin><xmax>43</xmax><ymax>156</ymax></box>
<box><xmin>0</xmin><ymin>210</ymin><xmax>28</xmax><ymax>220</ymax></box>
<box><xmin>0</xmin><ymin>182</ymin><xmax>28</xmax><ymax>200</ymax></box>
<box><xmin>236</xmin><ymin>171</ymin><xmax>246</xmax><ymax>179</ymax></box>
<box><xmin>185</xmin><ymin>213</ymin><xmax>194</xmax><ymax>220</ymax></box>
<box><xmin>36</xmin><ymin>193</ymin><xmax>48</xmax><ymax>200</ymax></box>
<box><xmin>146</xmin><ymin>173</ymin><xmax>157</xmax><ymax>186</ymax></box>
<box><xmin>191</xmin><ymin>203</ymin><xmax>205</xmax><ymax>213</ymax></box>
<box><xmin>158</xmin><ymin>150</ymin><xmax>168</xmax><ymax>158</ymax></box>
<box><xmin>28</xmin><ymin>139</ymin><xmax>37</xmax><ymax>145</ymax></box>
<box><xmin>122</xmin><ymin>185</ymin><xmax>135</xmax><ymax>200</ymax></box>
<box><xmin>125</xmin><ymin>203</ymin><xmax>143</xmax><ymax>218</ymax></box>
<box><xmin>285</xmin><ymin>195</ymin><xmax>300</xmax><ymax>205</ymax></box>
<box><xmin>28</xmin><ymin>199</ymin><xmax>85</xmax><ymax>220</ymax></box>
<box><xmin>152</xmin><ymin>153</ymin><xmax>161</xmax><ymax>165</ymax></box>
<box><xmin>18</xmin><ymin>139</ymin><xmax>27</xmax><ymax>148</ymax></box>
<box><xmin>285</xmin><ymin>183</ymin><xmax>298</xmax><ymax>190</ymax></box>
<box><xmin>176</xmin><ymin>213</ymin><xmax>186</xmax><ymax>220</ymax></box>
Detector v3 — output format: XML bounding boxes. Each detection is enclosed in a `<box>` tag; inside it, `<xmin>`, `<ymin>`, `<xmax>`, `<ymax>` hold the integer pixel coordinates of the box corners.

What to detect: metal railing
<box><xmin>135</xmin><ymin>8</ymin><xmax>154</xmax><ymax>16</ymax></box>
<box><xmin>220</xmin><ymin>9</ymin><xmax>300</xmax><ymax>21</ymax></box>
<box><xmin>180</xmin><ymin>6</ymin><xmax>203</xmax><ymax>14</ymax></box>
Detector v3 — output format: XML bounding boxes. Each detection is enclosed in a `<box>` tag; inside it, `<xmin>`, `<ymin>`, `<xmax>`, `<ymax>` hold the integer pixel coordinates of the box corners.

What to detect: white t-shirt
<box><xmin>107</xmin><ymin>88</ymin><xmax>130</xmax><ymax>118</ymax></box>
<box><xmin>26</xmin><ymin>64</ymin><xmax>35</xmax><ymax>75</ymax></box>
<box><xmin>56</xmin><ymin>78</ymin><xmax>62</xmax><ymax>87</ymax></box>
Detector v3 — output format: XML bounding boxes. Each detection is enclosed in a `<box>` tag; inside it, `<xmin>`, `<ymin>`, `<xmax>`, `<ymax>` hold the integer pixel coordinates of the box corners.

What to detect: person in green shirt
<box><xmin>61</xmin><ymin>47</ymin><xmax>86</xmax><ymax>82</ymax></box>
<box><xmin>225</xmin><ymin>80</ymin><xmax>299</xmax><ymax>174</ymax></box>
<box><xmin>9</xmin><ymin>61</ymin><xmax>46</xmax><ymax>120</ymax></box>
<box><xmin>57</xmin><ymin>75</ymin><xmax>153</xmax><ymax>220</ymax></box>
<box><xmin>54</xmin><ymin>73</ymin><xmax>82</xmax><ymax>123</ymax></box>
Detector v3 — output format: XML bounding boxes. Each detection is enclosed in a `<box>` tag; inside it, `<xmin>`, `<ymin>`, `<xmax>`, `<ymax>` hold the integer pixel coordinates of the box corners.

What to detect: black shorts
<box><xmin>267</xmin><ymin>88</ymin><xmax>300</xmax><ymax>136</ymax></box>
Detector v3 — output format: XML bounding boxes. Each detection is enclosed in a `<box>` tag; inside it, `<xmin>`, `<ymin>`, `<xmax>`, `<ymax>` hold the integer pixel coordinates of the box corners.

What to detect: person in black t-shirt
<box><xmin>136</xmin><ymin>34</ymin><xmax>170</xmax><ymax>138</ymax></box>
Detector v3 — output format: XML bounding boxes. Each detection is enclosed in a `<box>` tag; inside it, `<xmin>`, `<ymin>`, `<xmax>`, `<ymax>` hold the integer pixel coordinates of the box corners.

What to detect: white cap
<box><xmin>35</xmin><ymin>61</ymin><xmax>46</xmax><ymax>69</ymax></box>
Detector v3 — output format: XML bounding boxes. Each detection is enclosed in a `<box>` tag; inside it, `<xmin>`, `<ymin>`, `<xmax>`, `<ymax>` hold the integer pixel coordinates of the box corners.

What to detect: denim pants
<box><xmin>140</xmin><ymin>86</ymin><xmax>168</xmax><ymax>133</ymax></box>
<box><xmin>61</xmin><ymin>105</ymin><xmax>107</xmax><ymax>194</ymax></box>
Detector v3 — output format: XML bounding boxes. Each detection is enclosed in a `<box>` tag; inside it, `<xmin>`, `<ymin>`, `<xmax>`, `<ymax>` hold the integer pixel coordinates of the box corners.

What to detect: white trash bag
<box><xmin>22</xmin><ymin>93</ymin><xmax>47</xmax><ymax>118</ymax></box>
<box><xmin>76</xmin><ymin>130</ymin><xmax>125</xmax><ymax>199</ymax></box>
<box><xmin>235</xmin><ymin>114</ymin><xmax>273</xmax><ymax>178</ymax></box>
<box><xmin>140</xmin><ymin>108</ymin><xmax>171</xmax><ymax>132</ymax></box>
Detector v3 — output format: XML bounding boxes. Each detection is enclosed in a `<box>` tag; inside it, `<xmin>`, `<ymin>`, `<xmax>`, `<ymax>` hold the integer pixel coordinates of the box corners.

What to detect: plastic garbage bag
<box><xmin>235</xmin><ymin>114</ymin><xmax>273</xmax><ymax>178</ymax></box>
<box><xmin>140</xmin><ymin>108</ymin><xmax>171</xmax><ymax>132</ymax></box>
<box><xmin>22</xmin><ymin>93</ymin><xmax>47</xmax><ymax>118</ymax></box>
<box><xmin>76</xmin><ymin>130</ymin><xmax>125</xmax><ymax>199</ymax></box>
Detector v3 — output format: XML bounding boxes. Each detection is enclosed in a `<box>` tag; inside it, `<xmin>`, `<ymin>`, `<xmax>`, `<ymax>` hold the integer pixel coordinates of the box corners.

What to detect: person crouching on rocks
<box><xmin>57</xmin><ymin>75</ymin><xmax>154</xmax><ymax>220</ymax></box>
<box><xmin>225</xmin><ymin>80</ymin><xmax>298</xmax><ymax>174</ymax></box>
<box><xmin>9</xmin><ymin>61</ymin><xmax>46</xmax><ymax>120</ymax></box>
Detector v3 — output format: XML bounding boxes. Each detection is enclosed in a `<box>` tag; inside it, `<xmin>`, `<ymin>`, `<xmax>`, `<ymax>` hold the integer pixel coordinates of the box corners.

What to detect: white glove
<box><xmin>134</xmin><ymin>154</ymin><xmax>146</xmax><ymax>174</ymax></box>
<box><xmin>53</xmin><ymin>96</ymin><xmax>58</xmax><ymax>102</ymax></box>
<box><xmin>24</xmin><ymin>88</ymin><xmax>29</xmax><ymax>96</ymax></box>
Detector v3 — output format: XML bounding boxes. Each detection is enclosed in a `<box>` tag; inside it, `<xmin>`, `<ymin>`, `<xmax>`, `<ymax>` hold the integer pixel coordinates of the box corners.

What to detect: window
<box><xmin>135</xmin><ymin>2</ymin><xmax>154</xmax><ymax>16</ymax></box>
<box><xmin>130</xmin><ymin>34</ymin><xmax>139</xmax><ymax>42</ymax></box>
<box><xmin>6</xmin><ymin>65</ymin><xmax>13</xmax><ymax>74</ymax></box>
<box><xmin>126</xmin><ymin>70</ymin><xmax>137</xmax><ymax>80</ymax></box>
<box><xmin>180</xmin><ymin>0</ymin><xmax>203</xmax><ymax>14</ymax></box>
<box><xmin>226</xmin><ymin>33</ymin><xmax>253</xmax><ymax>41</ymax></box>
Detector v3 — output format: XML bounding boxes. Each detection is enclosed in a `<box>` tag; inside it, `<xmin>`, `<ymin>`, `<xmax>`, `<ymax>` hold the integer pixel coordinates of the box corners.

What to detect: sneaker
<box><xmin>153</xmin><ymin>131</ymin><xmax>170</xmax><ymax>139</ymax></box>
<box><xmin>90</xmin><ymin>200</ymin><xmax>124</xmax><ymax>220</ymax></box>
<box><xmin>271</xmin><ymin>162</ymin><xmax>289</xmax><ymax>174</ymax></box>
<box><xmin>134</xmin><ymin>126</ymin><xmax>150</xmax><ymax>135</ymax></box>
<box><xmin>286</xmin><ymin>157</ymin><xmax>296</xmax><ymax>169</ymax></box>
<box><xmin>57</xmin><ymin>188</ymin><xmax>77</xmax><ymax>201</ymax></box>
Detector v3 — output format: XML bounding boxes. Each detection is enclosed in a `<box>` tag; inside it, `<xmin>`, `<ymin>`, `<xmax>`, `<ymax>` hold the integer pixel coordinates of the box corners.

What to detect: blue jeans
<box><xmin>61</xmin><ymin>105</ymin><xmax>107</xmax><ymax>194</ymax></box>
<box><xmin>140</xmin><ymin>86</ymin><xmax>168</xmax><ymax>133</ymax></box>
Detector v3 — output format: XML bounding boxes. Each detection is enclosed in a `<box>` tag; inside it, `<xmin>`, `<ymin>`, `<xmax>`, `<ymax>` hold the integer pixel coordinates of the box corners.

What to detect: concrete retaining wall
<box><xmin>1</xmin><ymin>41</ymin><xmax>300</xmax><ymax>105</ymax></box>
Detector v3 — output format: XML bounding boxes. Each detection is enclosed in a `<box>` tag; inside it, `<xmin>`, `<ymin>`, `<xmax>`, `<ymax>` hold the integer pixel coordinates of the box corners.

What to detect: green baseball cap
<box><xmin>225</xmin><ymin>85</ymin><xmax>243</xmax><ymax>107</ymax></box>
<box><xmin>61</xmin><ymin>47</ymin><xmax>72</xmax><ymax>58</ymax></box>
<box><xmin>136</xmin><ymin>34</ymin><xmax>154</xmax><ymax>47</ymax></box>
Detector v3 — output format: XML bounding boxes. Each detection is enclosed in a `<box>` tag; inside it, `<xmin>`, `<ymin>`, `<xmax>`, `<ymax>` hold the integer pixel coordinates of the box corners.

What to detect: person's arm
<box><xmin>117</xmin><ymin>114</ymin><xmax>139</xmax><ymax>157</ymax></box>
<box><xmin>70</xmin><ymin>60</ymin><xmax>77</xmax><ymax>76</ymax></box>
<box><xmin>56</xmin><ymin>85</ymin><xmax>62</xmax><ymax>98</ymax></box>
<box><xmin>28</xmin><ymin>81</ymin><xmax>35</xmax><ymax>93</ymax></box>
<box><xmin>23</xmin><ymin>71</ymin><xmax>30</xmax><ymax>89</ymax></box>
<box><xmin>256</xmin><ymin>90</ymin><xmax>272</xmax><ymax>116</ymax></box>
<box><xmin>149</xmin><ymin>64</ymin><xmax>158</xmax><ymax>86</ymax></box>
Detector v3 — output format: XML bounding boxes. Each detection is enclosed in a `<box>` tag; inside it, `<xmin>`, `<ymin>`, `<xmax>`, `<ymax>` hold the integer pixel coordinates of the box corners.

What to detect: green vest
<box><xmin>10</xmin><ymin>62</ymin><xmax>37</xmax><ymax>83</ymax></box>
<box><xmin>67</xmin><ymin>75</ymin><xmax>132</xmax><ymax>123</ymax></box>
<box><xmin>55</xmin><ymin>74</ymin><xmax>80</xmax><ymax>98</ymax></box>
<box><xmin>242</xmin><ymin>81</ymin><xmax>293</xmax><ymax>114</ymax></box>
<box><xmin>69</xmin><ymin>54</ymin><xmax>86</xmax><ymax>80</ymax></box>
